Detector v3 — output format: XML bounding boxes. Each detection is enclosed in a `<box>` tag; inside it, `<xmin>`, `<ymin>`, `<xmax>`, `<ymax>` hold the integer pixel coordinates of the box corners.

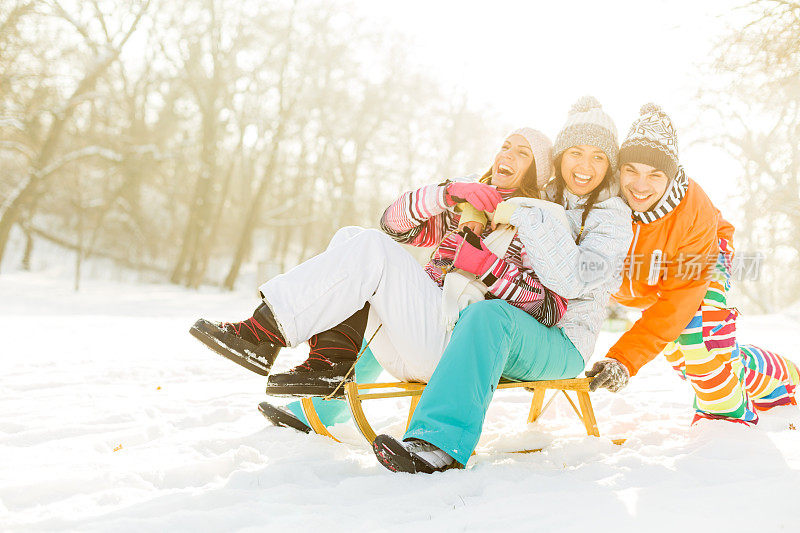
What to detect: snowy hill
<box><xmin>2</xmin><ymin>272</ymin><xmax>799</xmax><ymax>532</ymax></box>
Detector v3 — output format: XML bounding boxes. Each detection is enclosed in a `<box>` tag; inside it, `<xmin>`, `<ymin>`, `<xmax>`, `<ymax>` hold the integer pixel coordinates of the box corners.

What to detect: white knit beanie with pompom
<box><xmin>553</xmin><ymin>96</ymin><xmax>619</xmax><ymax>171</ymax></box>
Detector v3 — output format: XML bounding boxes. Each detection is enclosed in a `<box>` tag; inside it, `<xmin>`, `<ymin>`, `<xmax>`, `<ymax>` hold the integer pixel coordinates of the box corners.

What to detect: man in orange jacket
<box><xmin>586</xmin><ymin>104</ymin><xmax>799</xmax><ymax>424</ymax></box>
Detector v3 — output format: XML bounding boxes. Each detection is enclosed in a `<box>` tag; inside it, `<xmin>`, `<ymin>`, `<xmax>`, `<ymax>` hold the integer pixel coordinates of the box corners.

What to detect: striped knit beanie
<box><xmin>510</xmin><ymin>127</ymin><xmax>554</xmax><ymax>189</ymax></box>
<box><xmin>553</xmin><ymin>96</ymin><xmax>619</xmax><ymax>171</ymax></box>
<box><xmin>619</xmin><ymin>103</ymin><xmax>679</xmax><ymax>179</ymax></box>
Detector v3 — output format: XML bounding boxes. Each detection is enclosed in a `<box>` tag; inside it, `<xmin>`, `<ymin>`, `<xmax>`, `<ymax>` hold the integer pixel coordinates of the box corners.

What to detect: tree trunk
<box><xmin>221</xmin><ymin>0</ymin><xmax>298</xmax><ymax>290</ymax></box>
<box><xmin>0</xmin><ymin>176</ymin><xmax>37</xmax><ymax>270</ymax></box>
<box><xmin>222</xmin><ymin>136</ymin><xmax>282</xmax><ymax>290</ymax></box>
<box><xmin>21</xmin><ymin>229</ymin><xmax>33</xmax><ymax>271</ymax></box>
<box><xmin>0</xmin><ymin>0</ymin><xmax>149</xmax><ymax>272</ymax></box>
<box><xmin>170</xmin><ymin>2</ymin><xmax>222</xmax><ymax>288</ymax></box>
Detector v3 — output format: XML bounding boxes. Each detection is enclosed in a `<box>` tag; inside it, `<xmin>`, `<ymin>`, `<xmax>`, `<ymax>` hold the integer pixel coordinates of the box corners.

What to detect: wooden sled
<box><xmin>298</xmin><ymin>377</ymin><xmax>625</xmax><ymax>452</ymax></box>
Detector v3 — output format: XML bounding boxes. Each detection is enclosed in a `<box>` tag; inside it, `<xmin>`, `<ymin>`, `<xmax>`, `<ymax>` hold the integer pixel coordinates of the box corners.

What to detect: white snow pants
<box><xmin>258</xmin><ymin>226</ymin><xmax>452</xmax><ymax>382</ymax></box>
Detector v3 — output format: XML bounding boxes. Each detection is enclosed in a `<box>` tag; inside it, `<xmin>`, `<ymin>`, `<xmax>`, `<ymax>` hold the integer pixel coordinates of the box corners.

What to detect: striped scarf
<box><xmin>631</xmin><ymin>166</ymin><xmax>688</xmax><ymax>224</ymax></box>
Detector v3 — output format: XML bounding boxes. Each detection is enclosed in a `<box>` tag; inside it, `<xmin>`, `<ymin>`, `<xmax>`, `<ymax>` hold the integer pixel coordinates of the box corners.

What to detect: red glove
<box><xmin>453</xmin><ymin>228</ymin><xmax>498</xmax><ymax>277</ymax></box>
<box><xmin>446</xmin><ymin>182</ymin><xmax>503</xmax><ymax>212</ymax></box>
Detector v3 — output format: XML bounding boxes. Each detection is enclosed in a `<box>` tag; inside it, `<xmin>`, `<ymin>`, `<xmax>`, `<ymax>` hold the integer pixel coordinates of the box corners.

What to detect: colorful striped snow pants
<box><xmin>663</xmin><ymin>239</ymin><xmax>800</xmax><ymax>425</ymax></box>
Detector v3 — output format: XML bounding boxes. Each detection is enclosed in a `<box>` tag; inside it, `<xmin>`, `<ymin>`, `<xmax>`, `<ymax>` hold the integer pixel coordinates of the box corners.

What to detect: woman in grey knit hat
<box><xmin>372</xmin><ymin>96</ymin><xmax>635</xmax><ymax>474</ymax></box>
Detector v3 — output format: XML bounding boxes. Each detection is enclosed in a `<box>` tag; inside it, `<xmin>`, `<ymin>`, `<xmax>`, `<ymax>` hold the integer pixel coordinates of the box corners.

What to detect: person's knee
<box><xmin>458</xmin><ymin>301</ymin><xmax>516</xmax><ymax>344</ymax></box>
<box><xmin>454</xmin><ymin>301</ymin><xmax>514</xmax><ymax>365</ymax></box>
<box><xmin>353</xmin><ymin>228</ymin><xmax>396</xmax><ymax>256</ymax></box>
<box><xmin>329</xmin><ymin>226</ymin><xmax>366</xmax><ymax>248</ymax></box>
<box><xmin>460</xmin><ymin>300</ymin><xmax>514</xmax><ymax>325</ymax></box>
<box><xmin>328</xmin><ymin>227</ymin><xmax>395</xmax><ymax>269</ymax></box>
<box><xmin>360</xmin><ymin>227</ymin><xmax>389</xmax><ymax>242</ymax></box>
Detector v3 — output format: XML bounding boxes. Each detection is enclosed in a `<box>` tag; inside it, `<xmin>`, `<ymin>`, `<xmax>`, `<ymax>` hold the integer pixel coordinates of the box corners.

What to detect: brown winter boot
<box><xmin>265</xmin><ymin>303</ymin><xmax>370</xmax><ymax>397</ymax></box>
<box><xmin>190</xmin><ymin>302</ymin><xmax>286</xmax><ymax>376</ymax></box>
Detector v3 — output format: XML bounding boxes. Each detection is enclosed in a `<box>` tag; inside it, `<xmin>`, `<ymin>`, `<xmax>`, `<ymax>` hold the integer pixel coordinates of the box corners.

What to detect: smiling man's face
<box><xmin>619</xmin><ymin>161</ymin><xmax>670</xmax><ymax>211</ymax></box>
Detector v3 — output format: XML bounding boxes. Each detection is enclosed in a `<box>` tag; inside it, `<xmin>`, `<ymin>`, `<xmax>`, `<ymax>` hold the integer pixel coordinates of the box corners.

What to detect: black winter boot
<box><xmin>372</xmin><ymin>434</ymin><xmax>457</xmax><ymax>474</ymax></box>
<box><xmin>190</xmin><ymin>302</ymin><xmax>285</xmax><ymax>376</ymax></box>
<box><xmin>265</xmin><ymin>303</ymin><xmax>370</xmax><ymax>397</ymax></box>
<box><xmin>257</xmin><ymin>401</ymin><xmax>311</xmax><ymax>434</ymax></box>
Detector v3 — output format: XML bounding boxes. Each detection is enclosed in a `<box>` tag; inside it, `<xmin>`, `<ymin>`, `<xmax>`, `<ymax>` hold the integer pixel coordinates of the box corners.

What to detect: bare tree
<box><xmin>220</xmin><ymin>0</ymin><xmax>300</xmax><ymax>290</ymax></box>
<box><xmin>0</xmin><ymin>0</ymin><xmax>508</xmax><ymax>290</ymax></box>
<box><xmin>696</xmin><ymin>0</ymin><xmax>800</xmax><ymax>311</ymax></box>
<box><xmin>0</xmin><ymin>0</ymin><xmax>150</xmax><ymax>270</ymax></box>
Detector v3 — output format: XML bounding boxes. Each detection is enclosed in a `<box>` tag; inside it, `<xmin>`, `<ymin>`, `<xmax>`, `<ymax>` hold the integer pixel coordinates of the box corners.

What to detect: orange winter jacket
<box><xmin>609</xmin><ymin>179</ymin><xmax>734</xmax><ymax>376</ymax></box>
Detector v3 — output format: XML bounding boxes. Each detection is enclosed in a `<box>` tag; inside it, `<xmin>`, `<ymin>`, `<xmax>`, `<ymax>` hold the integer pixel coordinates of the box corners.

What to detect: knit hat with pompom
<box><xmin>508</xmin><ymin>127</ymin><xmax>554</xmax><ymax>189</ymax></box>
<box><xmin>553</xmin><ymin>95</ymin><xmax>619</xmax><ymax>171</ymax></box>
<box><xmin>619</xmin><ymin>103</ymin><xmax>679</xmax><ymax>179</ymax></box>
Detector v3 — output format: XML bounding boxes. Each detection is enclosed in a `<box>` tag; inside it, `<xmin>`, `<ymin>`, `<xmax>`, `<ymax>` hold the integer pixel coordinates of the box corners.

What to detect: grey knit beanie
<box><xmin>619</xmin><ymin>103</ymin><xmax>679</xmax><ymax>179</ymax></box>
<box><xmin>553</xmin><ymin>96</ymin><xmax>619</xmax><ymax>171</ymax></box>
<box><xmin>509</xmin><ymin>127</ymin><xmax>554</xmax><ymax>189</ymax></box>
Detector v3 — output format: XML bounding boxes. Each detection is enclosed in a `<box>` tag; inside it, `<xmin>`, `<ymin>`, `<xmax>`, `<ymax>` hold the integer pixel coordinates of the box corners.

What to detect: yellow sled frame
<box><xmin>298</xmin><ymin>377</ymin><xmax>625</xmax><ymax>451</ymax></box>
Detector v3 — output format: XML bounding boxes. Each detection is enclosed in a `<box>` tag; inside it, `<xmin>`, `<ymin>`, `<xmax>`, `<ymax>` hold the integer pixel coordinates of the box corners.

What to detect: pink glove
<box><xmin>446</xmin><ymin>182</ymin><xmax>503</xmax><ymax>212</ymax></box>
<box><xmin>453</xmin><ymin>229</ymin><xmax>498</xmax><ymax>277</ymax></box>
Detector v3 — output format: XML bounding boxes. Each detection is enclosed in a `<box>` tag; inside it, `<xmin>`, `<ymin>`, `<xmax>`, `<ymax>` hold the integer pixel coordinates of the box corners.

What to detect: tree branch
<box><xmin>35</xmin><ymin>145</ymin><xmax>123</xmax><ymax>179</ymax></box>
<box><xmin>0</xmin><ymin>140</ymin><xmax>35</xmax><ymax>160</ymax></box>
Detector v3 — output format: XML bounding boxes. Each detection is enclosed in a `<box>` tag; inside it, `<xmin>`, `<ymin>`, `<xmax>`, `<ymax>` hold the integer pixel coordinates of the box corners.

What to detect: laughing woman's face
<box><xmin>560</xmin><ymin>145</ymin><xmax>609</xmax><ymax>196</ymax></box>
<box><xmin>491</xmin><ymin>134</ymin><xmax>533</xmax><ymax>189</ymax></box>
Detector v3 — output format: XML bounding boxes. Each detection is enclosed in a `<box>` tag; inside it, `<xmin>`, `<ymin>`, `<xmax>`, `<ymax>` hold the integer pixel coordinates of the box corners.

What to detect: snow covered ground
<box><xmin>2</xmin><ymin>271</ymin><xmax>799</xmax><ymax>532</ymax></box>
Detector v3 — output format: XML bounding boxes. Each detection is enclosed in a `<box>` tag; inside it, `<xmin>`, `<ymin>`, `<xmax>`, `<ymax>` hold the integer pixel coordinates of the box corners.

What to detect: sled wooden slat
<box><xmin>356</xmin><ymin>390</ymin><xmax>424</xmax><ymax>400</ymax></box>
<box><xmin>526</xmin><ymin>388</ymin><xmax>547</xmax><ymax>423</ymax></box>
<box><xmin>406</xmin><ymin>395</ymin><xmax>421</xmax><ymax>431</ymax></box>
<box><xmin>300</xmin><ymin>397</ymin><xmax>341</xmax><ymax>443</ymax></box>
<box><xmin>561</xmin><ymin>390</ymin><xmax>583</xmax><ymax>419</ymax></box>
<box><xmin>509</xmin><ymin>378</ymin><xmax>593</xmax><ymax>391</ymax></box>
<box><xmin>352</xmin><ymin>377</ymin><xmax>593</xmax><ymax>393</ymax></box>
<box><xmin>345</xmin><ymin>381</ymin><xmax>377</xmax><ymax>443</ymax></box>
<box><xmin>297</xmin><ymin>376</ymin><xmax>623</xmax><ymax>453</ymax></box>
<box><xmin>576</xmin><ymin>391</ymin><xmax>600</xmax><ymax>437</ymax></box>
<box><xmin>337</xmin><ymin>376</ymin><xmax>614</xmax><ymax>447</ymax></box>
<box><xmin>355</xmin><ymin>382</ymin><xmax>427</xmax><ymax>391</ymax></box>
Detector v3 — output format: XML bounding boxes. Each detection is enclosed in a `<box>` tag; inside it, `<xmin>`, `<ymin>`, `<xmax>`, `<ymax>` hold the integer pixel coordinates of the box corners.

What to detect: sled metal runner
<box><xmin>298</xmin><ymin>377</ymin><xmax>625</xmax><ymax>452</ymax></box>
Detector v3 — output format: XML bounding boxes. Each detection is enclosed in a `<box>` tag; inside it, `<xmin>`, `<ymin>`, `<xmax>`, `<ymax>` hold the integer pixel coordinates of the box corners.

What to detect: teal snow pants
<box><xmin>403</xmin><ymin>299</ymin><xmax>584</xmax><ymax>465</ymax></box>
<box><xmin>285</xmin><ymin>344</ymin><xmax>383</xmax><ymax>427</ymax></box>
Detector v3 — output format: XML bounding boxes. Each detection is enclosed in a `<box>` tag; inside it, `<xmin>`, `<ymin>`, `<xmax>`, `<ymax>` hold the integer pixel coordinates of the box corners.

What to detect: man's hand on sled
<box><xmin>446</xmin><ymin>182</ymin><xmax>503</xmax><ymax>212</ymax></box>
<box><xmin>453</xmin><ymin>227</ymin><xmax>497</xmax><ymax>277</ymax></box>
<box><xmin>585</xmin><ymin>358</ymin><xmax>630</xmax><ymax>392</ymax></box>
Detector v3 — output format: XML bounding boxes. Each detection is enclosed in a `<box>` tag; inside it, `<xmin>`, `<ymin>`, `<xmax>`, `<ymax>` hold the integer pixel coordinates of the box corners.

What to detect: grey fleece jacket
<box><xmin>509</xmin><ymin>182</ymin><xmax>633</xmax><ymax>363</ymax></box>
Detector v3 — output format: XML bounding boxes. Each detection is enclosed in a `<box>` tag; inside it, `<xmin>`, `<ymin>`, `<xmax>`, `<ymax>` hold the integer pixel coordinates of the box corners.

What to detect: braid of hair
<box><xmin>552</xmin><ymin>154</ymin><xmax>566</xmax><ymax>207</ymax></box>
<box><xmin>554</xmin><ymin>178</ymin><xmax>565</xmax><ymax>207</ymax></box>
<box><xmin>575</xmin><ymin>166</ymin><xmax>614</xmax><ymax>244</ymax></box>
<box><xmin>576</xmin><ymin>187</ymin><xmax>601</xmax><ymax>245</ymax></box>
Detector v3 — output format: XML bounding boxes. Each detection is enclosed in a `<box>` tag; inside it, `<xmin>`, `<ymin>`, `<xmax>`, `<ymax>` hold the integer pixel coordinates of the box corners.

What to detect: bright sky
<box><xmin>353</xmin><ymin>0</ymin><xmax>744</xmax><ymax>215</ymax></box>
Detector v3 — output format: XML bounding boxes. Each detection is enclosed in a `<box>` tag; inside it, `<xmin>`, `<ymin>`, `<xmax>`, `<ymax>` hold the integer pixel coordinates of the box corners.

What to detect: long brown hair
<box><xmin>478</xmin><ymin>160</ymin><xmax>540</xmax><ymax>199</ymax></box>
<box><xmin>552</xmin><ymin>153</ymin><xmax>613</xmax><ymax>244</ymax></box>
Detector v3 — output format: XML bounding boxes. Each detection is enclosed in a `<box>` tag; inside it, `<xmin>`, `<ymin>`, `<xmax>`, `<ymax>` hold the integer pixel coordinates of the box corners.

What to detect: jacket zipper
<box><xmin>628</xmin><ymin>223</ymin><xmax>641</xmax><ymax>297</ymax></box>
